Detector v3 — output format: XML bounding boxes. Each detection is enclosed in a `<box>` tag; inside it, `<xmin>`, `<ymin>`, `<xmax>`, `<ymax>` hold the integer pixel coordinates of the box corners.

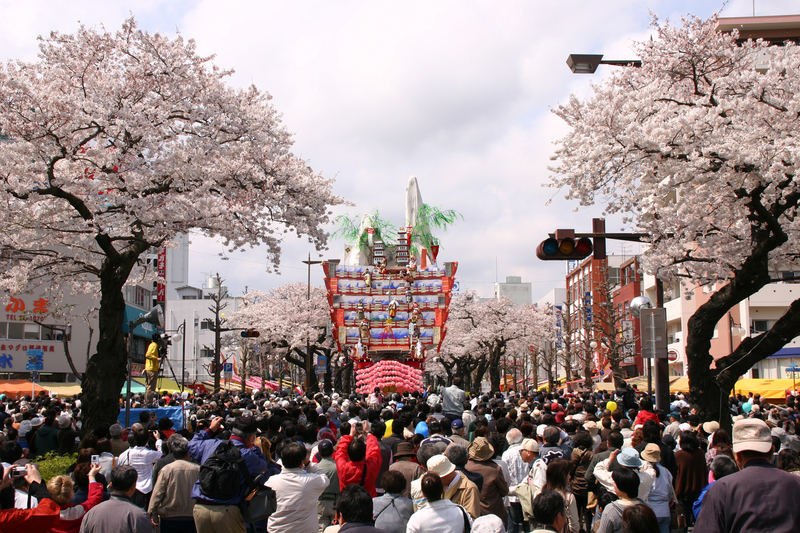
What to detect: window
<box><xmin>200</xmin><ymin>319</ymin><xmax>214</xmax><ymax>330</ymax></box>
<box><xmin>24</xmin><ymin>323</ymin><xmax>40</xmax><ymax>340</ymax></box>
<box><xmin>200</xmin><ymin>348</ymin><xmax>213</xmax><ymax>358</ymax></box>
<box><xmin>0</xmin><ymin>323</ymin><xmax>6</xmax><ymax>339</ymax></box>
<box><xmin>8</xmin><ymin>323</ymin><xmax>24</xmax><ymax>339</ymax></box>
<box><xmin>182</xmin><ymin>295</ymin><xmax>197</xmax><ymax>300</ymax></box>
<box><xmin>751</xmin><ymin>320</ymin><xmax>771</xmax><ymax>334</ymax></box>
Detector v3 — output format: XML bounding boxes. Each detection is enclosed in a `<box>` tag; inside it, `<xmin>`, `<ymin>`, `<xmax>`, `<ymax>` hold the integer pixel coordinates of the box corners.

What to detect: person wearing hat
<box><xmin>694</xmin><ymin>418</ymin><xmax>800</xmax><ymax>532</ymax></box>
<box><xmin>449</xmin><ymin>419</ymin><xmax>470</xmax><ymax>448</ymax></box>
<box><xmin>56</xmin><ymin>415</ymin><xmax>80</xmax><ymax>455</ymax></box>
<box><xmin>188</xmin><ymin>413</ymin><xmax>267</xmax><ymax>533</ymax></box>
<box><xmin>466</xmin><ymin>437</ymin><xmax>509</xmax><ymax>521</ymax></box>
<box><xmin>641</xmin><ymin>443</ymin><xmax>672</xmax><ymax>533</ymax></box>
<box><xmin>593</xmin><ymin>447</ymin><xmax>655</xmax><ymax>501</ymax></box>
<box><xmin>388</xmin><ymin>442</ymin><xmax>424</xmax><ymax>498</ymax></box>
<box><xmin>426</xmin><ymin>454</ymin><xmax>480</xmax><ymax>519</ymax></box>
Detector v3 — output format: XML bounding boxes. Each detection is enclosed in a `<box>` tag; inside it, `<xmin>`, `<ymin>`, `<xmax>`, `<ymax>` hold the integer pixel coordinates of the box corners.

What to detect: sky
<box><xmin>1</xmin><ymin>0</ymin><xmax>797</xmax><ymax>303</ymax></box>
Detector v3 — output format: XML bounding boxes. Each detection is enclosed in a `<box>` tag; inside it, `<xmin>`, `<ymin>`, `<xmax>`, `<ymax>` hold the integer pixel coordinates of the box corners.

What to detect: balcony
<box><xmin>749</xmin><ymin>283</ymin><xmax>800</xmax><ymax>307</ymax></box>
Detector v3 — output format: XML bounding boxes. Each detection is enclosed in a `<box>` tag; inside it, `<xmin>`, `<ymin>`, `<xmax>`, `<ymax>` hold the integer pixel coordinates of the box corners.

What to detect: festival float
<box><xmin>323</xmin><ymin>177</ymin><xmax>459</xmax><ymax>394</ymax></box>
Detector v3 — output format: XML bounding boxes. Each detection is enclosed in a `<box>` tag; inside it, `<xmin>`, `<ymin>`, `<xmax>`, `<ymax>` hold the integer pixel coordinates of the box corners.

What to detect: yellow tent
<box><xmin>732</xmin><ymin>378</ymin><xmax>795</xmax><ymax>400</ymax></box>
<box><xmin>669</xmin><ymin>377</ymin><xmax>690</xmax><ymax>393</ymax></box>
<box><xmin>134</xmin><ymin>377</ymin><xmax>184</xmax><ymax>394</ymax></box>
<box><xmin>41</xmin><ymin>382</ymin><xmax>82</xmax><ymax>398</ymax></box>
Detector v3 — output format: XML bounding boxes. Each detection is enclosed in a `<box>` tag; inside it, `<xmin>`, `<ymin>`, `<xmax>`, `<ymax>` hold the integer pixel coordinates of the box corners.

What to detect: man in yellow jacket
<box><xmin>144</xmin><ymin>333</ymin><xmax>161</xmax><ymax>404</ymax></box>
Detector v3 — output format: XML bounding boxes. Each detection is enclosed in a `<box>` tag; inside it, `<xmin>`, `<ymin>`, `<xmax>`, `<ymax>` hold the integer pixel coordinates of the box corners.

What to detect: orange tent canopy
<box><xmin>0</xmin><ymin>379</ymin><xmax>47</xmax><ymax>397</ymax></box>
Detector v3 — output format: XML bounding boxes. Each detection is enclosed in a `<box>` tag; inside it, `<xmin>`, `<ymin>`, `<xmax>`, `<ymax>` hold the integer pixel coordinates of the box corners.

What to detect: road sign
<box><xmin>786</xmin><ymin>365</ymin><xmax>800</xmax><ymax>373</ymax></box>
<box><xmin>31</xmin><ymin>371</ymin><xmax>39</xmax><ymax>383</ymax></box>
<box><xmin>316</xmin><ymin>355</ymin><xmax>327</xmax><ymax>375</ymax></box>
<box><xmin>223</xmin><ymin>362</ymin><xmax>233</xmax><ymax>379</ymax></box>
<box><xmin>26</xmin><ymin>349</ymin><xmax>44</xmax><ymax>371</ymax></box>
<box><xmin>481</xmin><ymin>381</ymin><xmax>491</xmax><ymax>394</ymax></box>
<box><xmin>641</xmin><ymin>308</ymin><xmax>668</xmax><ymax>359</ymax></box>
<box><xmin>668</xmin><ymin>350</ymin><xmax>679</xmax><ymax>363</ymax></box>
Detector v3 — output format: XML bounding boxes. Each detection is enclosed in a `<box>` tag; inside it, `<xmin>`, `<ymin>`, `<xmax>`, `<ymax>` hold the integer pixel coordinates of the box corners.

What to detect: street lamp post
<box><xmin>302</xmin><ymin>253</ymin><xmax>323</xmax><ymax>393</ymax></box>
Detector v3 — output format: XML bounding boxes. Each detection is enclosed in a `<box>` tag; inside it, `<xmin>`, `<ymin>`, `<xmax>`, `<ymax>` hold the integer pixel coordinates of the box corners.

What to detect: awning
<box><xmin>134</xmin><ymin>376</ymin><xmax>184</xmax><ymax>393</ymax></box>
<box><xmin>732</xmin><ymin>378</ymin><xmax>796</xmax><ymax>400</ymax></box>
<box><xmin>0</xmin><ymin>380</ymin><xmax>47</xmax><ymax>397</ymax></box>
<box><xmin>40</xmin><ymin>382</ymin><xmax>82</xmax><ymax>398</ymax></box>
<box><xmin>121</xmin><ymin>380</ymin><xmax>146</xmax><ymax>395</ymax></box>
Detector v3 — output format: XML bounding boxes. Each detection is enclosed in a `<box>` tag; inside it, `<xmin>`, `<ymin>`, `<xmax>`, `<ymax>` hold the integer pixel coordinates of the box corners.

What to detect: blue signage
<box><xmin>26</xmin><ymin>349</ymin><xmax>44</xmax><ymax>371</ymax></box>
<box><xmin>123</xmin><ymin>305</ymin><xmax>159</xmax><ymax>337</ymax></box>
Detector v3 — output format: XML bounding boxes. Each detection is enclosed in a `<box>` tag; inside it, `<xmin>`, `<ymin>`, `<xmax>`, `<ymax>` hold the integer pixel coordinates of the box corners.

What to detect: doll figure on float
<box><xmin>388</xmin><ymin>299</ymin><xmax>399</xmax><ymax>319</ymax></box>
<box><xmin>363</xmin><ymin>268</ymin><xmax>372</xmax><ymax>290</ymax></box>
<box><xmin>378</xmin><ymin>257</ymin><xmax>387</xmax><ymax>275</ymax></box>
<box><xmin>359</xmin><ymin>318</ymin><xmax>370</xmax><ymax>344</ymax></box>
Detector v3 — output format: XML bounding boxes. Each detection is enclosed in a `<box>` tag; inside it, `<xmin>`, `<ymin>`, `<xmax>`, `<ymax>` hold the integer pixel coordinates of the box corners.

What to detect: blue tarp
<box><xmin>117</xmin><ymin>406</ymin><xmax>184</xmax><ymax>430</ymax></box>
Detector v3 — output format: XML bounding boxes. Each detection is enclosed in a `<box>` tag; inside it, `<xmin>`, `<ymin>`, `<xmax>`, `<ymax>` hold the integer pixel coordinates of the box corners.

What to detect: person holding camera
<box><xmin>188</xmin><ymin>413</ymin><xmax>267</xmax><ymax>533</ymax></box>
<box><xmin>334</xmin><ymin>420</ymin><xmax>383</xmax><ymax>498</ymax></box>
<box><xmin>144</xmin><ymin>333</ymin><xmax>161</xmax><ymax>405</ymax></box>
<box><xmin>0</xmin><ymin>464</ymin><xmax>61</xmax><ymax>533</ymax></box>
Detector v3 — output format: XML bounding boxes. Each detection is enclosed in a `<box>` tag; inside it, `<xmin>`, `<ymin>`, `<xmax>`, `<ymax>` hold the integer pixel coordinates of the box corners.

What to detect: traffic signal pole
<box><xmin>536</xmin><ymin>218</ymin><xmax>670</xmax><ymax>413</ymax></box>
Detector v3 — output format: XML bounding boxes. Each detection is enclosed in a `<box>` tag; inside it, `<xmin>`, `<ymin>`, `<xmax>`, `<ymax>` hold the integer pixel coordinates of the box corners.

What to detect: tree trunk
<box><xmin>81</xmin><ymin>250</ymin><xmax>140</xmax><ymax>436</ymax></box>
<box><xmin>489</xmin><ymin>357</ymin><xmax>501</xmax><ymax>393</ymax></box>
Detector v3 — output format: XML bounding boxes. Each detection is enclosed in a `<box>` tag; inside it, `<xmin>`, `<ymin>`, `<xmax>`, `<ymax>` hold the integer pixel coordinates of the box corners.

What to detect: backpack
<box><xmin>199</xmin><ymin>440</ymin><xmax>245</xmax><ymax>501</ymax></box>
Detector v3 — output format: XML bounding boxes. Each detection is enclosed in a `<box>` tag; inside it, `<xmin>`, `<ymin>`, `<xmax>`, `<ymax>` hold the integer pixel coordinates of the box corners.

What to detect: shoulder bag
<box><xmin>231</xmin><ymin>446</ymin><xmax>277</xmax><ymax>523</ymax></box>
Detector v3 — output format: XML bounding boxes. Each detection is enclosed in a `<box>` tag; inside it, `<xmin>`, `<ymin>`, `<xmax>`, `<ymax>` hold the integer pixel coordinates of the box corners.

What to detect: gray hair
<box><xmin>444</xmin><ymin>443</ymin><xmax>468</xmax><ymax>467</ymax></box>
<box><xmin>417</xmin><ymin>443</ymin><xmax>439</xmax><ymax>469</ymax></box>
<box><xmin>167</xmin><ymin>434</ymin><xmax>190</xmax><ymax>459</ymax></box>
<box><xmin>109</xmin><ymin>423</ymin><xmax>123</xmax><ymax>438</ymax></box>
<box><xmin>507</xmin><ymin>428</ymin><xmax>523</xmax><ymax>445</ymax></box>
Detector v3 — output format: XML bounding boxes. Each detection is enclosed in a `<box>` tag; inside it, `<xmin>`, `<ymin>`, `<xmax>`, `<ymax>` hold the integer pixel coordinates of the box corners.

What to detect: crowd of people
<box><xmin>0</xmin><ymin>377</ymin><xmax>799</xmax><ymax>533</ymax></box>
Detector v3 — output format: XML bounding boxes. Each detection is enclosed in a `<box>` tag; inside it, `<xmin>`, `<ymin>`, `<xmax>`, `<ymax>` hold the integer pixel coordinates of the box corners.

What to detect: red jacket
<box><xmin>0</xmin><ymin>483</ymin><xmax>60</xmax><ymax>533</ymax></box>
<box><xmin>51</xmin><ymin>481</ymin><xmax>104</xmax><ymax>533</ymax></box>
<box><xmin>334</xmin><ymin>434</ymin><xmax>383</xmax><ymax>497</ymax></box>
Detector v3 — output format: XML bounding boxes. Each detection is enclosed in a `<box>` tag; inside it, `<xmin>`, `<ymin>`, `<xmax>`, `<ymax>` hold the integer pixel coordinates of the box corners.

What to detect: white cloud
<box><xmin>1</xmin><ymin>0</ymin><xmax>794</xmax><ymax>302</ymax></box>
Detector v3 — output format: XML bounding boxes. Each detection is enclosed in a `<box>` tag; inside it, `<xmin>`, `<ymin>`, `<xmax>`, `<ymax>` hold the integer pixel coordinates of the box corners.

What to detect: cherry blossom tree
<box><xmin>438</xmin><ymin>292</ymin><xmax>542</xmax><ymax>392</ymax></box>
<box><xmin>227</xmin><ymin>283</ymin><xmax>334</xmax><ymax>393</ymax></box>
<box><xmin>550</xmin><ymin>13</ymin><xmax>800</xmax><ymax>428</ymax></box>
<box><xmin>0</xmin><ymin>19</ymin><xmax>343</xmax><ymax>433</ymax></box>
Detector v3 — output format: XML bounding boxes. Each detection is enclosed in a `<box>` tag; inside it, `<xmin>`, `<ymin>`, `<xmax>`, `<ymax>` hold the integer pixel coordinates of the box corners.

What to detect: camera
<box><xmin>91</xmin><ymin>455</ymin><xmax>99</xmax><ymax>465</ymax></box>
<box><xmin>10</xmin><ymin>466</ymin><xmax>26</xmax><ymax>478</ymax></box>
<box><xmin>160</xmin><ymin>334</ymin><xmax>172</xmax><ymax>347</ymax></box>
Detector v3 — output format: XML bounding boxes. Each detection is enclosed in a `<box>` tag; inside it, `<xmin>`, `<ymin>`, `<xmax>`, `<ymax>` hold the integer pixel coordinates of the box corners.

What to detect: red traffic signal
<box><xmin>241</xmin><ymin>329</ymin><xmax>260</xmax><ymax>338</ymax></box>
<box><xmin>536</xmin><ymin>229</ymin><xmax>593</xmax><ymax>260</ymax></box>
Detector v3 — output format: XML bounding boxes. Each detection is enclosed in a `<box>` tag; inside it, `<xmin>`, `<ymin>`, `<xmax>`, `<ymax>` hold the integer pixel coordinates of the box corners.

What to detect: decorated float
<box><xmin>323</xmin><ymin>177</ymin><xmax>459</xmax><ymax>394</ymax></box>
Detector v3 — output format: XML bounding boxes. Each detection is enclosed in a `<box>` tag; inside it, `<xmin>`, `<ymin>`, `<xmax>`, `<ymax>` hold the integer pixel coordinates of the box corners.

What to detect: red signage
<box><xmin>157</xmin><ymin>247</ymin><xmax>166</xmax><ymax>304</ymax></box>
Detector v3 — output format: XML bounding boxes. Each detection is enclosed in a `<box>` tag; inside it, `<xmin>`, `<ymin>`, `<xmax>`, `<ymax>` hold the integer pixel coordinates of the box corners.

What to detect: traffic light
<box><xmin>241</xmin><ymin>329</ymin><xmax>260</xmax><ymax>338</ymax></box>
<box><xmin>536</xmin><ymin>229</ymin><xmax>594</xmax><ymax>260</ymax></box>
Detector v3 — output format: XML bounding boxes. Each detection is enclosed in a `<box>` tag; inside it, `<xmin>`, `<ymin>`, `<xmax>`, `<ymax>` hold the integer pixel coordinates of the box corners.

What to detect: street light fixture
<box><xmin>566</xmin><ymin>54</ymin><xmax>642</xmax><ymax>74</ymax></box>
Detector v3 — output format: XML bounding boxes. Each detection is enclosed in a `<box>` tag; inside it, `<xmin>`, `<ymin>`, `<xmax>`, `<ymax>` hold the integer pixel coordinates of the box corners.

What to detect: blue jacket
<box><xmin>189</xmin><ymin>430</ymin><xmax>267</xmax><ymax>504</ymax></box>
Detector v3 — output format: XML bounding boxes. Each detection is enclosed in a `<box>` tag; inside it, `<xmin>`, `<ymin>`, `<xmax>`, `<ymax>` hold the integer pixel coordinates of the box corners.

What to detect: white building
<box><xmin>495</xmin><ymin>276</ymin><xmax>532</xmax><ymax>307</ymax></box>
<box><xmin>641</xmin><ymin>271</ymin><xmax>800</xmax><ymax>379</ymax></box>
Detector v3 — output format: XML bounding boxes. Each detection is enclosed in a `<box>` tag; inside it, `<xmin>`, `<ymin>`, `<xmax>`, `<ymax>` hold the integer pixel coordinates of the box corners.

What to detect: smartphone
<box><xmin>91</xmin><ymin>454</ymin><xmax>99</xmax><ymax>465</ymax></box>
<box><xmin>10</xmin><ymin>466</ymin><xmax>26</xmax><ymax>478</ymax></box>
